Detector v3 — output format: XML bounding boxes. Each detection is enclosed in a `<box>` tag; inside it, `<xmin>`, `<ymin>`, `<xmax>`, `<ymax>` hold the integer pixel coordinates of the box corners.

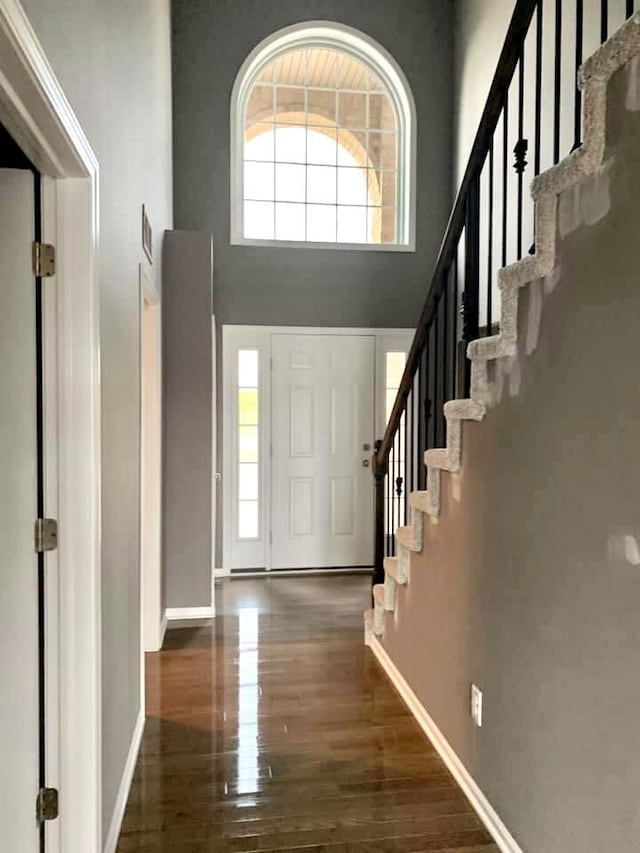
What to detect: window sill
<box><xmin>230</xmin><ymin>237</ymin><xmax>416</xmax><ymax>253</ymax></box>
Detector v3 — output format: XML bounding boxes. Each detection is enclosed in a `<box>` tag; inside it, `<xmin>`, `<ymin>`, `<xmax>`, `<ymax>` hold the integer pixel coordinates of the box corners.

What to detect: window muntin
<box><xmin>231</xmin><ymin>25</ymin><xmax>415</xmax><ymax>250</ymax></box>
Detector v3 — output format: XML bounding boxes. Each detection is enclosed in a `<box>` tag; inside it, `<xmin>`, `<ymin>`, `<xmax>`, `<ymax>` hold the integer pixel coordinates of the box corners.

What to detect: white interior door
<box><xmin>0</xmin><ymin>169</ymin><xmax>41</xmax><ymax>849</ymax></box>
<box><xmin>271</xmin><ymin>334</ymin><xmax>374</xmax><ymax>569</ymax></box>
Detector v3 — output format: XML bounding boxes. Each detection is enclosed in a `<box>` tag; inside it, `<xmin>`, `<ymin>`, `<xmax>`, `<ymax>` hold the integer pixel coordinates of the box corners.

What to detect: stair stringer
<box><xmin>367</xmin><ymin>12</ymin><xmax>640</xmax><ymax>640</ymax></box>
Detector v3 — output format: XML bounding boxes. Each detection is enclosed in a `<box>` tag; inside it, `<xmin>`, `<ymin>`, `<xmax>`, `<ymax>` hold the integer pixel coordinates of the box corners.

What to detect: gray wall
<box><xmin>453</xmin><ymin>0</ymin><xmax>511</xmax><ymax>189</ymax></box>
<box><xmin>163</xmin><ymin>231</ymin><xmax>213</xmax><ymax>608</ymax></box>
<box><xmin>452</xmin><ymin>0</ymin><xmax>623</xmax><ymax>188</ymax></box>
<box><xmin>171</xmin><ymin>0</ymin><xmax>454</xmax><ymax>328</ymax></box>
<box><xmin>20</xmin><ymin>0</ymin><xmax>173</xmax><ymax>841</ymax></box>
<box><xmin>382</xmin><ymin>66</ymin><xmax>640</xmax><ymax>851</ymax></box>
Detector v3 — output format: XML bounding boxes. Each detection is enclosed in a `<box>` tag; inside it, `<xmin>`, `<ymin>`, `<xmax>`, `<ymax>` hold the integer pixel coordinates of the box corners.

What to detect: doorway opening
<box><xmin>0</xmin><ymin>6</ymin><xmax>101</xmax><ymax>850</ymax></box>
<box><xmin>222</xmin><ymin>326</ymin><xmax>413</xmax><ymax>574</ymax></box>
<box><xmin>0</xmin><ymin>121</ymin><xmax>47</xmax><ymax>853</ymax></box>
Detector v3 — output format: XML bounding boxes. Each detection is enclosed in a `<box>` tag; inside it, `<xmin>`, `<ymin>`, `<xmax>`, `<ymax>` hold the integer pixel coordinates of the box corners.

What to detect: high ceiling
<box><xmin>258</xmin><ymin>48</ymin><xmax>384</xmax><ymax>92</ymax></box>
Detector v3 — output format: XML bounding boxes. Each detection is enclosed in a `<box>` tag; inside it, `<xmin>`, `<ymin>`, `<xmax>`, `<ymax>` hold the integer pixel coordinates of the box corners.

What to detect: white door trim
<box><xmin>0</xmin><ymin>3</ymin><xmax>101</xmax><ymax>851</ymax></box>
<box><xmin>222</xmin><ymin>326</ymin><xmax>414</xmax><ymax>574</ymax></box>
<box><xmin>139</xmin><ymin>262</ymin><xmax>164</xmax><ymax>658</ymax></box>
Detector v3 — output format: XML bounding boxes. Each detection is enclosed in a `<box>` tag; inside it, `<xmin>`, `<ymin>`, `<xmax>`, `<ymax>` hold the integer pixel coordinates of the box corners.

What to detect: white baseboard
<box><xmin>229</xmin><ymin>567</ymin><xmax>372</xmax><ymax>578</ymax></box>
<box><xmin>368</xmin><ymin>636</ymin><xmax>523</xmax><ymax>853</ymax></box>
<box><xmin>102</xmin><ymin>708</ymin><xmax>145</xmax><ymax>853</ymax></box>
<box><xmin>166</xmin><ymin>605</ymin><xmax>216</xmax><ymax>621</ymax></box>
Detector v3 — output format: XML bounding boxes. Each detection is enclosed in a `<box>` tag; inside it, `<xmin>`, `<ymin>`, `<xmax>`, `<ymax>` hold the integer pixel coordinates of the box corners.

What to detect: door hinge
<box><xmin>36</xmin><ymin>787</ymin><xmax>59</xmax><ymax>823</ymax></box>
<box><xmin>32</xmin><ymin>241</ymin><xmax>56</xmax><ymax>277</ymax></box>
<box><xmin>34</xmin><ymin>518</ymin><xmax>58</xmax><ymax>553</ymax></box>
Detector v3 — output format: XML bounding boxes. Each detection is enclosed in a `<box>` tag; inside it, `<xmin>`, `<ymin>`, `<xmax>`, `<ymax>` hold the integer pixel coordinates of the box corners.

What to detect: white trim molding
<box><xmin>0</xmin><ymin>2</ymin><xmax>102</xmax><ymax>851</ymax></box>
<box><xmin>102</xmin><ymin>710</ymin><xmax>145</xmax><ymax>853</ymax></box>
<box><xmin>139</xmin><ymin>262</ymin><xmax>164</xmax><ymax>655</ymax></box>
<box><xmin>167</xmin><ymin>606</ymin><xmax>216</xmax><ymax>621</ymax></box>
<box><xmin>222</xmin><ymin>325</ymin><xmax>413</xmax><ymax>573</ymax></box>
<box><xmin>229</xmin><ymin>20</ymin><xmax>417</xmax><ymax>251</ymax></box>
<box><xmin>367</xmin><ymin>636</ymin><xmax>523</xmax><ymax>853</ymax></box>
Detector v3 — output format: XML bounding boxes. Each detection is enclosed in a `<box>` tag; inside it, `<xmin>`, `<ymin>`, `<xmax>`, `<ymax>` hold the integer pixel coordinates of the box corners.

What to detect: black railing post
<box><xmin>372</xmin><ymin>440</ymin><xmax>387</xmax><ymax>587</ymax></box>
<box><xmin>462</xmin><ymin>175</ymin><xmax>481</xmax><ymax>395</ymax></box>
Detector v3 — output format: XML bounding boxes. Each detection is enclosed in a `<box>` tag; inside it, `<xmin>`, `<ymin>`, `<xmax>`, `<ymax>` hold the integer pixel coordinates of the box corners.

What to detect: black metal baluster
<box><xmin>516</xmin><ymin>47</ymin><xmax>526</xmax><ymax>260</ymax></box>
<box><xmin>418</xmin><ymin>348</ymin><xmax>426</xmax><ymax>491</ymax></box>
<box><xmin>535</xmin><ymin>0</ymin><xmax>543</xmax><ymax>175</ymax></box>
<box><xmin>452</xmin><ymin>255</ymin><xmax>462</xmax><ymax>399</ymax></box>
<box><xmin>464</xmin><ymin>177</ymin><xmax>481</xmax><ymax>395</ymax></box>
<box><xmin>434</xmin><ymin>300</ymin><xmax>442</xmax><ymax>446</ymax></box>
<box><xmin>487</xmin><ymin>141</ymin><xmax>494</xmax><ymax>331</ymax></box>
<box><xmin>373</xmin><ymin>440</ymin><xmax>386</xmax><ymax>586</ymax></box>
<box><xmin>601</xmin><ymin>0</ymin><xmax>608</xmax><ymax>41</ymax></box>
<box><xmin>554</xmin><ymin>0</ymin><xmax>562</xmax><ymax>164</ymax></box>
<box><xmin>395</xmin><ymin>472</ymin><xmax>404</xmax><ymax>533</ymax></box>
<box><xmin>443</xmin><ymin>276</ymin><xmax>449</xmax><ymax>411</ymax></box>
<box><xmin>427</xmin><ymin>324</ymin><xmax>436</xmax><ymax>453</ymax></box>
<box><xmin>389</xmin><ymin>443</ymin><xmax>394</xmax><ymax>556</ymax></box>
<box><xmin>409</xmin><ymin>381</ymin><xmax>415</xmax><ymax>498</ymax></box>
<box><xmin>574</xmin><ymin>0</ymin><xmax>583</xmax><ymax>149</ymax></box>
<box><xmin>502</xmin><ymin>94</ymin><xmax>509</xmax><ymax>267</ymax></box>
<box><xmin>447</xmin><ymin>266</ymin><xmax>456</xmax><ymax>404</ymax></box>
<box><xmin>404</xmin><ymin>394</ymin><xmax>410</xmax><ymax>521</ymax></box>
<box><xmin>396</xmin><ymin>433</ymin><xmax>402</xmax><ymax>528</ymax></box>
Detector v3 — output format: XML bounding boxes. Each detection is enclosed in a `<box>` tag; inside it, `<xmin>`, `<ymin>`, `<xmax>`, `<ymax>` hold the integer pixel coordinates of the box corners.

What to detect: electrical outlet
<box><xmin>470</xmin><ymin>684</ymin><xmax>483</xmax><ymax>727</ymax></box>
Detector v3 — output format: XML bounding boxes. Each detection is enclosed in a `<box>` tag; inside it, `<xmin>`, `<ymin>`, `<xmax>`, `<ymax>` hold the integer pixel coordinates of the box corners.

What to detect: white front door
<box><xmin>0</xmin><ymin>169</ymin><xmax>41</xmax><ymax>849</ymax></box>
<box><xmin>270</xmin><ymin>334</ymin><xmax>374</xmax><ymax>569</ymax></box>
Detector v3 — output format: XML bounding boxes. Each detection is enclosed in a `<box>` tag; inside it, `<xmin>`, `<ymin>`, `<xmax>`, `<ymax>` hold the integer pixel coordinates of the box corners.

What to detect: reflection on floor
<box><xmin>118</xmin><ymin>574</ymin><xmax>498</xmax><ymax>851</ymax></box>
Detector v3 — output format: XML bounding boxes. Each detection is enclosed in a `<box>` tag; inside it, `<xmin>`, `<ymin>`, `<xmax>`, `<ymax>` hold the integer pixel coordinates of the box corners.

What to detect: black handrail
<box><xmin>373</xmin><ymin>0</ymin><xmax>637</xmax><ymax>584</ymax></box>
<box><xmin>376</xmin><ymin>0</ymin><xmax>537</xmax><ymax>466</ymax></box>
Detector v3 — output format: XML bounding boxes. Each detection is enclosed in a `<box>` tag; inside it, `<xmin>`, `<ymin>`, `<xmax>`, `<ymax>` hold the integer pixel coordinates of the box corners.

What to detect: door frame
<box><xmin>0</xmin><ymin>3</ymin><xmax>101</xmax><ymax>852</ymax></box>
<box><xmin>222</xmin><ymin>325</ymin><xmax>414</xmax><ymax>574</ymax></box>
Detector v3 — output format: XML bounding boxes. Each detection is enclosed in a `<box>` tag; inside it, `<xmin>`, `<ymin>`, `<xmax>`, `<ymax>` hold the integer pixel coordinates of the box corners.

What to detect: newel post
<box><xmin>372</xmin><ymin>439</ymin><xmax>387</xmax><ymax>587</ymax></box>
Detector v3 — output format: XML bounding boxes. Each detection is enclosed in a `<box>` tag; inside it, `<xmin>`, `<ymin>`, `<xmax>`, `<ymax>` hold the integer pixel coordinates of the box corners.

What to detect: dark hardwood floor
<box><xmin>118</xmin><ymin>575</ymin><xmax>499</xmax><ymax>852</ymax></box>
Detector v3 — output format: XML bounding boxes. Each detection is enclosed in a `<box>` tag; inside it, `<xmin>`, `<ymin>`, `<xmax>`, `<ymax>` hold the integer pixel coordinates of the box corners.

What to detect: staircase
<box><xmin>365</xmin><ymin>7</ymin><xmax>640</xmax><ymax>642</ymax></box>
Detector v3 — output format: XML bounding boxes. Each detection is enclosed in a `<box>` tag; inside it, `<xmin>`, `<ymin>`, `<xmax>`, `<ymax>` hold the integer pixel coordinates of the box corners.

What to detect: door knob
<box><xmin>362</xmin><ymin>443</ymin><xmax>371</xmax><ymax>451</ymax></box>
<box><xmin>362</xmin><ymin>459</ymin><xmax>370</xmax><ymax>467</ymax></box>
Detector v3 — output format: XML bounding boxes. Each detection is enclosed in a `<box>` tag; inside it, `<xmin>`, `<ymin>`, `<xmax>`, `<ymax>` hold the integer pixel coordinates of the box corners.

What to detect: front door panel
<box><xmin>271</xmin><ymin>334</ymin><xmax>374</xmax><ymax>569</ymax></box>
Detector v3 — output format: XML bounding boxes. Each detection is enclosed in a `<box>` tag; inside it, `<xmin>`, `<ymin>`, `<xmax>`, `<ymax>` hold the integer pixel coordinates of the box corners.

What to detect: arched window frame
<box><xmin>230</xmin><ymin>21</ymin><xmax>417</xmax><ymax>251</ymax></box>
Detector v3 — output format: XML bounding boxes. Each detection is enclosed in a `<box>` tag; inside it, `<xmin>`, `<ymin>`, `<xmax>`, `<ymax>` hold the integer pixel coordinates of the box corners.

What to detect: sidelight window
<box><xmin>237</xmin><ymin>349</ymin><xmax>260</xmax><ymax>539</ymax></box>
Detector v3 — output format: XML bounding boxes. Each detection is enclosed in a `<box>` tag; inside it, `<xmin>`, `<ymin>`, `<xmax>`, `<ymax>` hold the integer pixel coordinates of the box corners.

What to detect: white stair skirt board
<box><xmin>367</xmin><ymin>636</ymin><xmax>523</xmax><ymax>853</ymax></box>
<box><xmin>166</xmin><ymin>606</ymin><xmax>216</xmax><ymax>621</ymax></box>
<box><xmin>102</xmin><ymin>709</ymin><xmax>145</xmax><ymax>853</ymax></box>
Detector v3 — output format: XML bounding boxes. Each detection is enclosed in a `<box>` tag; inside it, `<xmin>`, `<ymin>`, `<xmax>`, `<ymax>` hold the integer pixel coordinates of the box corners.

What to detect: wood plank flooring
<box><xmin>118</xmin><ymin>575</ymin><xmax>499</xmax><ymax>852</ymax></box>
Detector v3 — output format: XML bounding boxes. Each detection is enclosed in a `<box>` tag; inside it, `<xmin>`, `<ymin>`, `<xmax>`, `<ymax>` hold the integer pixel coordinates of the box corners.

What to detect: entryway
<box><xmin>117</xmin><ymin>573</ymin><xmax>500</xmax><ymax>851</ymax></box>
<box><xmin>223</xmin><ymin>326</ymin><xmax>413</xmax><ymax>573</ymax></box>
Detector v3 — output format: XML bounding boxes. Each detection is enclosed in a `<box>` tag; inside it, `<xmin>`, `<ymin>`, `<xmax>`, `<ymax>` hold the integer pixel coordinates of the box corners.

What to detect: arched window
<box><xmin>230</xmin><ymin>22</ymin><xmax>416</xmax><ymax>249</ymax></box>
